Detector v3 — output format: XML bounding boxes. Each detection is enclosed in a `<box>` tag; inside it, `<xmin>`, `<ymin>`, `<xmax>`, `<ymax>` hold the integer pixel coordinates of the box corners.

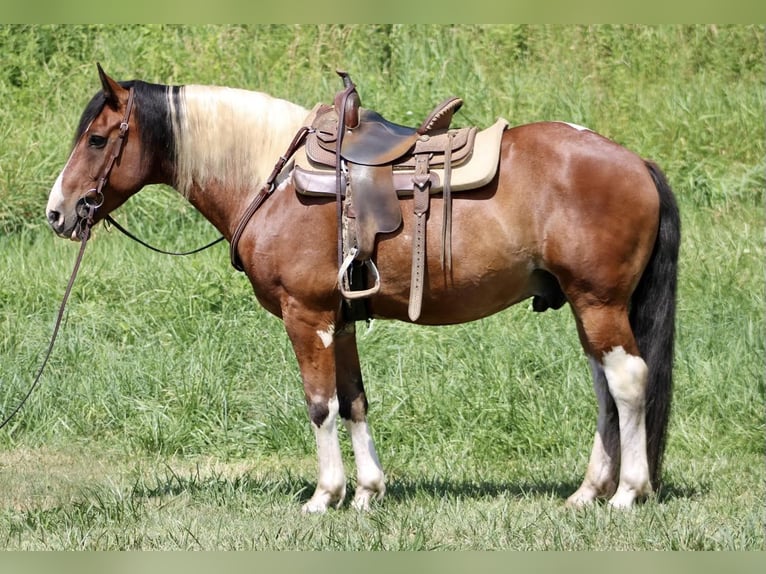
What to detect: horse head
<box><xmin>46</xmin><ymin>65</ymin><xmax>151</xmax><ymax>239</ymax></box>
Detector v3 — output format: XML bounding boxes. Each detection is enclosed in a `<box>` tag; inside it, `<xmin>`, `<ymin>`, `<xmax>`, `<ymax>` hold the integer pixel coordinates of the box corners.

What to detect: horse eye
<box><xmin>88</xmin><ymin>134</ymin><xmax>107</xmax><ymax>148</ymax></box>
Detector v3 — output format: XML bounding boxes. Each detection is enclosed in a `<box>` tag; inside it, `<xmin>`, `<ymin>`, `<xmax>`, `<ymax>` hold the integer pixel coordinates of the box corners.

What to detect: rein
<box><xmin>111</xmin><ymin>120</ymin><xmax>310</xmax><ymax>267</ymax></box>
<box><xmin>103</xmin><ymin>87</ymin><xmax>225</xmax><ymax>256</ymax></box>
<box><xmin>0</xmin><ymin>206</ymin><xmax>97</xmax><ymax>430</ymax></box>
<box><xmin>105</xmin><ymin>214</ymin><xmax>225</xmax><ymax>256</ymax></box>
<box><xmin>229</xmin><ymin>125</ymin><xmax>310</xmax><ymax>271</ymax></box>
<box><xmin>1</xmin><ymin>94</ymin><xmax>309</xmax><ymax>429</ymax></box>
<box><xmin>0</xmin><ymin>88</ymin><xmax>136</xmax><ymax>430</ymax></box>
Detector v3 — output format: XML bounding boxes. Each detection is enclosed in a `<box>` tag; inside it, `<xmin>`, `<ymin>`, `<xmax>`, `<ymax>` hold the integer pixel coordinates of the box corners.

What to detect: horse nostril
<box><xmin>47</xmin><ymin>210</ymin><xmax>62</xmax><ymax>229</ymax></box>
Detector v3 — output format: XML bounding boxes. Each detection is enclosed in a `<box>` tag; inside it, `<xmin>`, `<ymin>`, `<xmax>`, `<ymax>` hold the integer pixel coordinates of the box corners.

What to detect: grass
<box><xmin>0</xmin><ymin>24</ymin><xmax>764</xmax><ymax>550</ymax></box>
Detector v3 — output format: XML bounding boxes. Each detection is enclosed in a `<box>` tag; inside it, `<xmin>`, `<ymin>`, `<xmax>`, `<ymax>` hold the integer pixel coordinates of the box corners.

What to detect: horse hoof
<box><xmin>301</xmin><ymin>501</ymin><xmax>328</xmax><ymax>514</ymax></box>
<box><xmin>565</xmin><ymin>487</ymin><xmax>598</xmax><ymax>508</ymax></box>
<box><xmin>301</xmin><ymin>487</ymin><xmax>347</xmax><ymax>514</ymax></box>
<box><xmin>607</xmin><ymin>487</ymin><xmax>646</xmax><ymax>509</ymax></box>
<box><xmin>351</xmin><ymin>485</ymin><xmax>385</xmax><ymax>511</ymax></box>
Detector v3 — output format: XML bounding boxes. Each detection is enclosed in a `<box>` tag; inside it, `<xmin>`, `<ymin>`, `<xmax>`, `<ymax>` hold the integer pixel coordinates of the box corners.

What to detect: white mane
<box><xmin>169</xmin><ymin>85</ymin><xmax>310</xmax><ymax>197</ymax></box>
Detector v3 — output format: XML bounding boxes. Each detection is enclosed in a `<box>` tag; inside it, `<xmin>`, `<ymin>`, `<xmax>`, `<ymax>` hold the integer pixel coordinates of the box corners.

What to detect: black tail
<box><xmin>630</xmin><ymin>161</ymin><xmax>681</xmax><ymax>491</ymax></box>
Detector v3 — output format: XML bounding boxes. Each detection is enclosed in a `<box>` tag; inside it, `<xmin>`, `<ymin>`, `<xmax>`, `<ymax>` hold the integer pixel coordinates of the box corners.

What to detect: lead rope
<box><xmin>1</xmin><ymin>95</ymin><xmax>306</xmax><ymax>428</ymax></box>
<box><xmin>0</xmin><ymin>87</ymin><xmax>136</xmax><ymax>430</ymax></box>
<box><xmin>0</xmin><ymin>205</ymin><xmax>97</xmax><ymax>430</ymax></box>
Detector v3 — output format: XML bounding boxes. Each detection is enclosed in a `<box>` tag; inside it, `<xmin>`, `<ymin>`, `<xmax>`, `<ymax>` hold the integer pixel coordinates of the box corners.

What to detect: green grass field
<box><xmin>0</xmin><ymin>25</ymin><xmax>763</xmax><ymax>550</ymax></box>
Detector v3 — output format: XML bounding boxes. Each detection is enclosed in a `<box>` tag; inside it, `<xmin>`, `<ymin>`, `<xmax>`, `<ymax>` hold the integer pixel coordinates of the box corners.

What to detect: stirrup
<box><xmin>338</xmin><ymin>247</ymin><xmax>381</xmax><ymax>300</ymax></box>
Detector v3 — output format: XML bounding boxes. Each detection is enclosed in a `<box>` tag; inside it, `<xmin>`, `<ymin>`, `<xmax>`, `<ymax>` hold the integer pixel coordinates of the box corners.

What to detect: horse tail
<box><xmin>631</xmin><ymin>160</ymin><xmax>681</xmax><ymax>491</ymax></box>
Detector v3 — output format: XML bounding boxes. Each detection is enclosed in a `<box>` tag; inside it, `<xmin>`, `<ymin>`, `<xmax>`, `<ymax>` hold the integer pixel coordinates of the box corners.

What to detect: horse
<box><xmin>46</xmin><ymin>65</ymin><xmax>680</xmax><ymax>513</ymax></box>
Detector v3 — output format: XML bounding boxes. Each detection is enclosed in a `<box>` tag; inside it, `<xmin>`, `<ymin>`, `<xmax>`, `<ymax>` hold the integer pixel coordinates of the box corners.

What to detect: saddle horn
<box><xmin>334</xmin><ymin>70</ymin><xmax>360</xmax><ymax>130</ymax></box>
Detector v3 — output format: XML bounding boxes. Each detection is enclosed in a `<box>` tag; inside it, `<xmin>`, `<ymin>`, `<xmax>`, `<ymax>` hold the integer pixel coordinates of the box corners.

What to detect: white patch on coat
<box><xmin>316</xmin><ymin>323</ymin><xmax>335</xmax><ymax>348</ymax></box>
<box><xmin>602</xmin><ymin>346</ymin><xmax>647</xmax><ymax>402</ymax></box>
<box><xmin>46</xmin><ymin>145</ymin><xmax>77</xmax><ymax>223</ymax></box>
<box><xmin>556</xmin><ymin>121</ymin><xmax>592</xmax><ymax>132</ymax></box>
<box><xmin>46</xmin><ymin>171</ymin><xmax>66</xmax><ymax>218</ymax></box>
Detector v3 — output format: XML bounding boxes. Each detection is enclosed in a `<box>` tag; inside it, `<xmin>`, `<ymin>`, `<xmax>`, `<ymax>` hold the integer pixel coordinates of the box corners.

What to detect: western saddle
<box><xmin>293</xmin><ymin>71</ymin><xmax>507</xmax><ymax>321</ymax></box>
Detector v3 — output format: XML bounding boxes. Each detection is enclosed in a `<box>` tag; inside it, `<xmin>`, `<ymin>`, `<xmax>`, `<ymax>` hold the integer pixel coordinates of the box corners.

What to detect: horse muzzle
<box><xmin>45</xmin><ymin>206</ymin><xmax>77</xmax><ymax>239</ymax></box>
<box><xmin>47</xmin><ymin>188</ymin><xmax>104</xmax><ymax>240</ymax></box>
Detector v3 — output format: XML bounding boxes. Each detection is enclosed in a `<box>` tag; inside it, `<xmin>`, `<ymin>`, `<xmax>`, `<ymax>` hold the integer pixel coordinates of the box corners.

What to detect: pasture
<box><xmin>0</xmin><ymin>25</ymin><xmax>763</xmax><ymax>550</ymax></box>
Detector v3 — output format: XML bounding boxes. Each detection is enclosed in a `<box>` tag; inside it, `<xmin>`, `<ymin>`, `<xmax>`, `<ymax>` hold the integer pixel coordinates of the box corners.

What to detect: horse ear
<box><xmin>97</xmin><ymin>63</ymin><xmax>124</xmax><ymax>109</ymax></box>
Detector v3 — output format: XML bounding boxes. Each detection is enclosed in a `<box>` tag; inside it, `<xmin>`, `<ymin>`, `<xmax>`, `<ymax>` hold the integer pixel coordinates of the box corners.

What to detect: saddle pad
<box><xmin>293</xmin><ymin>118</ymin><xmax>509</xmax><ymax>197</ymax></box>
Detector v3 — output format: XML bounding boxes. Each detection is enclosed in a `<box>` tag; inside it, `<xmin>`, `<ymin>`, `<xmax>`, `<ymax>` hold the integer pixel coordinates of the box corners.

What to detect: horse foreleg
<box><xmin>283</xmin><ymin>311</ymin><xmax>347</xmax><ymax>513</ymax></box>
<box><xmin>335</xmin><ymin>323</ymin><xmax>386</xmax><ymax>511</ymax></box>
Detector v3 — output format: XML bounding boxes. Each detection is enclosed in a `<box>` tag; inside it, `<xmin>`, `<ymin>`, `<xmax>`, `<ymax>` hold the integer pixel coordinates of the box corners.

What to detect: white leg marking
<box><xmin>602</xmin><ymin>346</ymin><xmax>651</xmax><ymax>508</ymax></box>
<box><xmin>568</xmin><ymin>432</ymin><xmax>615</xmax><ymax>508</ymax></box>
<box><xmin>344</xmin><ymin>419</ymin><xmax>386</xmax><ymax>511</ymax></box>
<box><xmin>316</xmin><ymin>323</ymin><xmax>335</xmax><ymax>349</ymax></box>
<box><xmin>567</xmin><ymin>357</ymin><xmax>618</xmax><ymax>507</ymax></box>
<box><xmin>302</xmin><ymin>394</ymin><xmax>346</xmax><ymax>514</ymax></box>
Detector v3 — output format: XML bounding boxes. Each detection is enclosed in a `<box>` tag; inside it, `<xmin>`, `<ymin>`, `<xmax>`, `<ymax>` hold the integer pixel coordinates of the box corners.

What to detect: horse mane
<box><xmin>170</xmin><ymin>85</ymin><xmax>310</xmax><ymax>198</ymax></box>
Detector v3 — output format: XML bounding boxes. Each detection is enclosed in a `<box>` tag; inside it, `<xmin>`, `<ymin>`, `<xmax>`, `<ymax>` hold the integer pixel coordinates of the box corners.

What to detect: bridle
<box><xmin>72</xmin><ymin>86</ymin><xmax>136</xmax><ymax>231</ymax></box>
<box><xmin>82</xmin><ymin>86</ymin><xmax>225</xmax><ymax>255</ymax></box>
<box><xmin>0</xmin><ymin>83</ymin><xmax>204</xmax><ymax>430</ymax></box>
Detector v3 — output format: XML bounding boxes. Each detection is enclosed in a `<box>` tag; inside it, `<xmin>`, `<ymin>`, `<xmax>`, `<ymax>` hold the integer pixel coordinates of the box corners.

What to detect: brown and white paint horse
<box><xmin>46</xmin><ymin>66</ymin><xmax>679</xmax><ymax>513</ymax></box>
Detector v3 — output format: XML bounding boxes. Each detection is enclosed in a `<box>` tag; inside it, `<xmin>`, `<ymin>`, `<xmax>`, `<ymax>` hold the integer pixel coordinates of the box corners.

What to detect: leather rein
<box><xmin>0</xmin><ymin>89</ymin><xmax>137</xmax><ymax>430</ymax></box>
<box><xmin>229</xmin><ymin>125</ymin><xmax>310</xmax><ymax>271</ymax></box>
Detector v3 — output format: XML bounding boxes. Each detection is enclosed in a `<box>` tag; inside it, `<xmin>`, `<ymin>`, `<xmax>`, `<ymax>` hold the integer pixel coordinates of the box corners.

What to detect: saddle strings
<box><xmin>334</xmin><ymin>82</ymin><xmax>356</xmax><ymax>269</ymax></box>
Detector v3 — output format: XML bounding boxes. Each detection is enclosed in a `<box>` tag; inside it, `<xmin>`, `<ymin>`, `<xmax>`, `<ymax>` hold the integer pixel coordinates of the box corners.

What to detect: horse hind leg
<box><xmin>335</xmin><ymin>323</ymin><xmax>386</xmax><ymax>510</ymax></box>
<box><xmin>568</xmin><ymin>302</ymin><xmax>652</xmax><ymax>508</ymax></box>
<box><xmin>566</xmin><ymin>356</ymin><xmax>620</xmax><ymax>506</ymax></box>
<box><xmin>602</xmin><ymin>345</ymin><xmax>652</xmax><ymax>507</ymax></box>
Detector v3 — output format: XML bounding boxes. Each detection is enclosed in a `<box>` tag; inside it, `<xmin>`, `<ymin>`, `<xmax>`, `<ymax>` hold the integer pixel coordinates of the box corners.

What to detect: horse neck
<box><xmin>184</xmin><ymin>180</ymin><xmax>260</xmax><ymax>241</ymax></box>
<box><xmin>170</xmin><ymin>85</ymin><xmax>310</xmax><ymax>238</ymax></box>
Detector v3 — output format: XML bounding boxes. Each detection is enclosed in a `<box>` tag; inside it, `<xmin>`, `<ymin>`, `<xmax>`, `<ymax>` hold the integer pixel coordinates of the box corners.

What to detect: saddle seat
<box><xmin>337</xmin><ymin>97</ymin><xmax>463</xmax><ymax>166</ymax></box>
<box><xmin>308</xmin><ymin>99</ymin><xmax>470</xmax><ymax>169</ymax></box>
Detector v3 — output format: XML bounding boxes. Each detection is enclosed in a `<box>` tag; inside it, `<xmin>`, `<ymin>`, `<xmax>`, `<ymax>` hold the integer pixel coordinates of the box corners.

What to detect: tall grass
<box><xmin>1</xmin><ymin>25</ymin><xmax>762</xmax><ymax>233</ymax></box>
<box><xmin>0</xmin><ymin>25</ymin><xmax>763</xmax><ymax>550</ymax></box>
